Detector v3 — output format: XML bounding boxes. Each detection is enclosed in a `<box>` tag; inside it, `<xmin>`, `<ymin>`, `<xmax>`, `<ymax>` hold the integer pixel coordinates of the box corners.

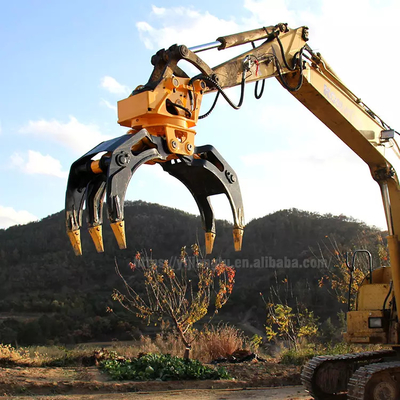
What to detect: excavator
<box><xmin>65</xmin><ymin>23</ymin><xmax>400</xmax><ymax>398</ymax></box>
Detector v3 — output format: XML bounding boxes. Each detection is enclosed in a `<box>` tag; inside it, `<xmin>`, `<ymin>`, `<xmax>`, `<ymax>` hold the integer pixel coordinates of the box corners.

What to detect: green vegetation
<box><xmin>280</xmin><ymin>342</ymin><xmax>381</xmax><ymax>366</ymax></box>
<box><xmin>101</xmin><ymin>353</ymin><xmax>231</xmax><ymax>381</ymax></box>
<box><xmin>0</xmin><ymin>323</ymin><xmax>253</xmax><ymax>367</ymax></box>
<box><xmin>112</xmin><ymin>245</ymin><xmax>235</xmax><ymax>359</ymax></box>
<box><xmin>0</xmin><ymin>201</ymin><xmax>386</xmax><ymax>346</ymax></box>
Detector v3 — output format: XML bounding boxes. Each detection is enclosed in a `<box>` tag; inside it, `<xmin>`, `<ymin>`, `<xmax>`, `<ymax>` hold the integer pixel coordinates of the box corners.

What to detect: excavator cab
<box><xmin>345</xmin><ymin>250</ymin><xmax>394</xmax><ymax>345</ymax></box>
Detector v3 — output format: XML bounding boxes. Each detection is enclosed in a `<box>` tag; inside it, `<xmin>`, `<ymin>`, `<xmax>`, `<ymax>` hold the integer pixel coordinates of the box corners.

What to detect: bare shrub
<box><xmin>196</xmin><ymin>324</ymin><xmax>246</xmax><ymax>362</ymax></box>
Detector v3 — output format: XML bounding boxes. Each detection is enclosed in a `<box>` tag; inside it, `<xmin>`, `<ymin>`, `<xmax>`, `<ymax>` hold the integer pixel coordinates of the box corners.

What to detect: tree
<box><xmin>317</xmin><ymin>234</ymin><xmax>388</xmax><ymax>309</ymax></box>
<box><xmin>264</xmin><ymin>302</ymin><xmax>318</xmax><ymax>350</ymax></box>
<box><xmin>261</xmin><ymin>285</ymin><xmax>318</xmax><ymax>351</ymax></box>
<box><xmin>111</xmin><ymin>244</ymin><xmax>235</xmax><ymax>359</ymax></box>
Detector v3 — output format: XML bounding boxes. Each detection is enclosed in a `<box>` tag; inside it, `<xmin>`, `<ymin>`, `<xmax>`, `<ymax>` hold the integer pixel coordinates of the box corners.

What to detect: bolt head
<box><xmin>179</xmin><ymin>45</ymin><xmax>189</xmax><ymax>57</ymax></box>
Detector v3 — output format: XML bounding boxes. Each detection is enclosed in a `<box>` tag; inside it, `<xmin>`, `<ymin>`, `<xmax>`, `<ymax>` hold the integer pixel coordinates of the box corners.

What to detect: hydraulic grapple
<box><xmin>65</xmin><ymin>43</ymin><xmax>245</xmax><ymax>255</ymax></box>
<box><xmin>66</xmin><ymin>23</ymin><xmax>309</xmax><ymax>255</ymax></box>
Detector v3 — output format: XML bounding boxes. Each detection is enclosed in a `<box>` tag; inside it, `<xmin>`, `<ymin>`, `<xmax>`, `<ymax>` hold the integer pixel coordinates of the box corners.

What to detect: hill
<box><xmin>0</xmin><ymin>201</ymin><xmax>384</xmax><ymax>345</ymax></box>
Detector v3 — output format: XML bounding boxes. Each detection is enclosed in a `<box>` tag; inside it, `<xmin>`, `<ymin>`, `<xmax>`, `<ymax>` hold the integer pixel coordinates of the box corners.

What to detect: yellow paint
<box><xmin>90</xmin><ymin>160</ymin><xmax>103</xmax><ymax>175</ymax></box>
<box><xmin>233</xmin><ymin>228</ymin><xmax>243</xmax><ymax>252</ymax></box>
<box><xmin>88</xmin><ymin>226</ymin><xmax>104</xmax><ymax>253</ymax></box>
<box><xmin>387</xmin><ymin>235</ymin><xmax>400</xmax><ymax>319</ymax></box>
<box><xmin>110</xmin><ymin>221</ymin><xmax>127</xmax><ymax>250</ymax></box>
<box><xmin>67</xmin><ymin>229</ymin><xmax>82</xmax><ymax>256</ymax></box>
<box><xmin>205</xmin><ymin>232</ymin><xmax>216</xmax><ymax>255</ymax></box>
<box><xmin>369</xmin><ymin>266</ymin><xmax>392</xmax><ymax>284</ymax></box>
<box><xmin>345</xmin><ymin>310</ymin><xmax>387</xmax><ymax>344</ymax></box>
<box><xmin>357</xmin><ymin>284</ymin><xmax>391</xmax><ymax>311</ymax></box>
<box><xmin>117</xmin><ymin>77</ymin><xmax>204</xmax><ymax>156</ymax></box>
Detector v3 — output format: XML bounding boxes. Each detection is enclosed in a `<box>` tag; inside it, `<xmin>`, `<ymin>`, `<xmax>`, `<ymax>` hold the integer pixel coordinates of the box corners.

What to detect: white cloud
<box><xmin>239</xmin><ymin>152</ymin><xmax>386</xmax><ymax>229</ymax></box>
<box><xmin>11</xmin><ymin>150</ymin><xmax>68</xmax><ymax>179</ymax></box>
<box><xmin>10</xmin><ymin>152</ymin><xmax>25</xmax><ymax>169</ymax></box>
<box><xmin>0</xmin><ymin>206</ymin><xmax>38</xmax><ymax>229</ymax></box>
<box><xmin>19</xmin><ymin>116</ymin><xmax>111</xmax><ymax>154</ymax></box>
<box><xmin>100</xmin><ymin>98</ymin><xmax>117</xmax><ymax>112</ymax></box>
<box><xmin>136</xmin><ymin>5</ymin><xmax>238</xmax><ymax>51</ymax></box>
<box><xmin>243</xmin><ymin>0</ymin><xmax>298</xmax><ymax>25</ymax></box>
<box><xmin>238</xmin><ymin>121</ymin><xmax>387</xmax><ymax>229</ymax></box>
<box><xmin>100</xmin><ymin>76</ymin><xmax>130</xmax><ymax>95</ymax></box>
<box><xmin>152</xmin><ymin>5</ymin><xmax>166</xmax><ymax>16</ymax></box>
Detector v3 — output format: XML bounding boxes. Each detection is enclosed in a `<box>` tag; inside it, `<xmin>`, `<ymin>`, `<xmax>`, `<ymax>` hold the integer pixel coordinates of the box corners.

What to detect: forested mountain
<box><xmin>0</xmin><ymin>201</ymin><xmax>384</xmax><ymax>345</ymax></box>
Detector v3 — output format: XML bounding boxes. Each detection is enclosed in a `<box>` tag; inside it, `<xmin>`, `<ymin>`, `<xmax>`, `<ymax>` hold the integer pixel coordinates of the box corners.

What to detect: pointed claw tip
<box><xmin>205</xmin><ymin>232</ymin><xmax>216</xmax><ymax>255</ymax></box>
<box><xmin>67</xmin><ymin>229</ymin><xmax>82</xmax><ymax>256</ymax></box>
<box><xmin>88</xmin><ymin>226</ymin><xmax>104</xmax><ymax>253</ymax></box>
<box><xmin>111</xmin><ymin>221</ymin><xmax>127</xmax><ymax>250</ymax></box>
<box><xmin>233</xmin><ymin>228</ymin><xmax>244</xmax><ymax>252</ymax></box>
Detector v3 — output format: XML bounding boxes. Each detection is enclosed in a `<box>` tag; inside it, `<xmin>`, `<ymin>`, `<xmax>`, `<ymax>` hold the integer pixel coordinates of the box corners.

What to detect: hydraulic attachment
<box><xmin>65</xmin><ymin>41</ymin><xmax>248</xmax><ymax>255</ymax></box>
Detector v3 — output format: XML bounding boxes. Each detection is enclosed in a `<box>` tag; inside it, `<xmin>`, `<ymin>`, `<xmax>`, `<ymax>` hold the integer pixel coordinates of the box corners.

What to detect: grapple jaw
<box><xmin>65</xmin><ymin>131</ymin><xmax>244</xmax><ymax>255</ymax></box>
<box><xmin>161</xmin><ymin>144</ymin><xmax>244</xmax><ymax>254</ymax></box>
<box><xmin>65</xmin><ymin>129</ymin><xmax>169</xmax><ymax>255</ymax></box>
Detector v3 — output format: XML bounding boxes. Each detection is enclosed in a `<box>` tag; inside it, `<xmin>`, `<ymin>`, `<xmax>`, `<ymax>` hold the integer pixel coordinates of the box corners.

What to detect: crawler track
<box><xmin>348</xmin><ymin>361</ymin><xmax>400</xmax><ymax>400</ymax></box>
<box><xmin>301</xmin><ymin>349</ymin><xmax>396</xmax><ymax>399</ymax></box>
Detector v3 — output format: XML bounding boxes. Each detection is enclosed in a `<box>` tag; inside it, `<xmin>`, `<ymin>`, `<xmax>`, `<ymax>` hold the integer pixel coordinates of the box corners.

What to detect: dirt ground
<box><xmin>0</xmin><ymin>360</ymin><xmax>307</xmax><ymax>399</ymax></box>
<box><xmin>0</xmin><ymin>386</ymin><xmax>312</xmax><ymax>400</ymax></box>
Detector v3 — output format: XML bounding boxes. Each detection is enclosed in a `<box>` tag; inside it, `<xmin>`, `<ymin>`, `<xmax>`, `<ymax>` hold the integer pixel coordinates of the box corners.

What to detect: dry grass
<box><xmin>196</xmin><ymin>324</ymin><xmax>246</xmax><ymax>361</ymax></box>
<box><xmin>0</xmin><ymin>344</ymin><xmax>40</xmax><ymax>366</ymax></box>
<box><xmin>134</xmin><ymin>324</ymin><xmax>248</xmax><ymax>362</ymax></box>
<box><xmin>130</xmin><ymin>324</ymin><xmax>248</xmax><ymax>362</ymax></box>
<box><xmin>0</xmin><ymin>325</ymin><xmax>253</xmax><ymax>366</ymax></box>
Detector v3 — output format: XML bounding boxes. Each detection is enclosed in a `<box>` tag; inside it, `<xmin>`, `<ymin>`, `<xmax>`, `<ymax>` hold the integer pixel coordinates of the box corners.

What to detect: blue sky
<box><xmin>1</xmin><ymin>0</ymin><xmax>399</xmax><ymax>231</ymax></box>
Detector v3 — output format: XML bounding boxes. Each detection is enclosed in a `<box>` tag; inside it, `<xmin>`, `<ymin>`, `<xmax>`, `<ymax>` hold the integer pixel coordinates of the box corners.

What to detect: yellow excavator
<box><xmin>65</xmin><ymin>24</ymin><xmax>400</xmax><ymax>398</ymax></box>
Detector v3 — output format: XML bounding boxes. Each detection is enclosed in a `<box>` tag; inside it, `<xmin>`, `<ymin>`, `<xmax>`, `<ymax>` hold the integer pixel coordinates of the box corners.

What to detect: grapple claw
<box><xmin>110</xmin><ymin>221</ymin><xmax>127</xmax><ymax>250</ymax></box>
<box><xmin>86</xmin><ymin>176</ymin><xmax>106</xmax><ymax>252</ymax></box>
<box><xmin>162</xmin><ymin>144</ymin><xmax>245</xmax><ymax>253</ymax></box>
<box><xmin>233</xmin><ymin>227</ymin><xmax>244</xmax><ymax>252</ymax></box>
<box><xmin>67</xmin><ymin>229</ymin><xmax>82</xmax><ymax>256</ymax></box>
<box><xmin>88</xmin><ymin>226</ymin><xmax>104</xmax><ymax>253</ymax></box>
<box><xmin>65</xmin><ymin>129</ymin><xmax>169</xmax><ymax>254</ymax></box>
<box><xmin>66</xmin><ymin>129</ymin><xmax>244</xmax><ymax>254</ymax></box>
<box><xmin>205</xmin><ymin>232</ymin><xmax>216</xmax><ymax>255</ymax></box>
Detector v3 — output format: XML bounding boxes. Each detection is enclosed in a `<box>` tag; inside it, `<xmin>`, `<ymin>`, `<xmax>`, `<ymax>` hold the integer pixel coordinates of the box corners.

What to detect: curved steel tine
<box><xmin>197</xmin><ymin>145</ymin><xmax>245</xmax><ymax>251</ymax></box>
<box><xmin>65</xmin><ymin>136</ymin><xmax>127</xmax><ymax>255</ymax></box>
<box><xmin>65</xmin><ymin>157</ymin><xmax>95</xmax><ymax>256</ymax></box>
<box><xmin>195</xmin><ymin>195</ymin><xmax>216</xmax><ymax>255</ymax></box>
<box><xmin>105</xmin><ymin>133</ymin><xmax>168</xmax><ymax>249</ymax></box>
<box><xmin>86</xmin><ymin>175</ymin><xmax>107</xmax><ymax>253</ymax></box>
<box><xmin>161</xmin><ymin>145</ymin><xmax>245</xmax><ymax>253</ymax></box>
<box><xmin>66</xmin><ymin>129</ymin><xmax>168</xmax><ymax>254</ymax></box>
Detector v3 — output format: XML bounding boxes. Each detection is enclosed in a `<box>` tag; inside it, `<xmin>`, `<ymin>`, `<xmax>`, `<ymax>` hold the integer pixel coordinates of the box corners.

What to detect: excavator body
<box><xmin>65</xmin><ymin>23</ymin><xmax>400</xmax><ymax>399</ymax></box>
<box><xmin>345</xmin><ymin>266</ymin><xmax>394</xmax><ymax>345</ymax></box>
